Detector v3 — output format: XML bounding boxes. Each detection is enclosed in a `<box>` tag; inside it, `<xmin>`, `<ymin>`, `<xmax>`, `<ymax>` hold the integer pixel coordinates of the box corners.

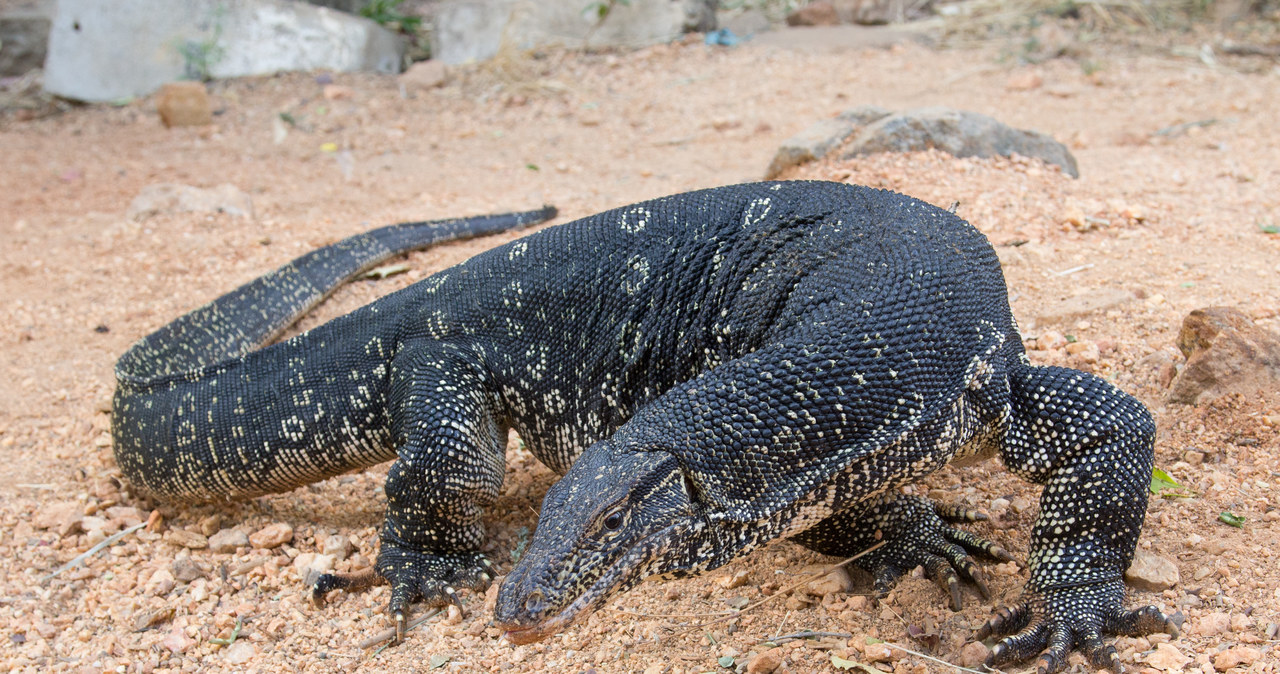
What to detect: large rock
<box><xmin>1168</xmin><ymin>306</ymin><xmax>1280</xmax><ymax>405</ymax></box>
<box><xmin>837</xmin><ymin>0</ymin><xmax>935</xmax><ymax>25</ymax></box>
<box><xmin>765</xmin><ymin>105</ymin><xmax>890</xmax><ymax>179</ymax></box>
<box><xmin>0</xmin><ymin>16</ymin><xmax>49</xmax><ymax>76</ymax></box>
<box><xmin>766</xmin><ymin>106</ymin><xmax>1077</xmax><ymax>178</ymax></box>
<box><xmin>842</xmin><ymin>107</ymin><xmax>1079</xmax><ymax>177</ymax></box>
<box><xmin>43</xmin><ymin>0</ymin><xmax>404</xmax><ymax>102</ymax></box>
<box><xmin>434</xmin><ymin>0</ymin><xmax>716</xmax><ymax>65</ymax></box>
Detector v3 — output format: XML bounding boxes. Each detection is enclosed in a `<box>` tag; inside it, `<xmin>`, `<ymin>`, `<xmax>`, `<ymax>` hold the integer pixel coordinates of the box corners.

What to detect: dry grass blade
<box><xmin>40</xmin><ymin>522</ymin><xmax>147</xmax><ymax>584</ymax></box>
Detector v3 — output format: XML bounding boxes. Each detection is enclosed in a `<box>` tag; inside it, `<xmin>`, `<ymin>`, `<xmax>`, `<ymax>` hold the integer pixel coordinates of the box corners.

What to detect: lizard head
<box><xmin>494</xmin><ymin>437</ymin><xmax>714</xmax><ymax>644</ymax></box>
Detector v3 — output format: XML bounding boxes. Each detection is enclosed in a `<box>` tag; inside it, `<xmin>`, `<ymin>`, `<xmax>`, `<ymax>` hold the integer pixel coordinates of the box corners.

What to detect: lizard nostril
<box><xmin>524</xmin><ymin>590</ymin><xmax>546</xmax><ymax>616</ymax></box>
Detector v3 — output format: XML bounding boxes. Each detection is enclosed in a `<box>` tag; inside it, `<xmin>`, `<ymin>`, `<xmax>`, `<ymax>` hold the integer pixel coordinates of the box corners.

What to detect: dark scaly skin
<box><xmin>492</xmin><ymin>183</ymin><xmax>1178</xmax><ymax>671</ymax></box>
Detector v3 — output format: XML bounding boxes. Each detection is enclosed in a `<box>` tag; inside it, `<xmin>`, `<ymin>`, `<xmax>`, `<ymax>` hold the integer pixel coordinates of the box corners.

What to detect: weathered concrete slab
<box><xmin>44</xmin><ymin>0</ymin><xmax>404</xmax><ymax>102</ymax></box>
<box><xmin>434</xmin><ymin>0</ymin><xmax>716</xmax><ymax>65</ymax></box>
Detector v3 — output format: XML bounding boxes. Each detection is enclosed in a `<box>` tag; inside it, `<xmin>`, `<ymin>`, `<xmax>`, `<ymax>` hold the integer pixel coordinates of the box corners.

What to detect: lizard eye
<box><xmin>603</xmin><ymin>510</ymin><xmax>624</xmax><ymax>531</ymax></box>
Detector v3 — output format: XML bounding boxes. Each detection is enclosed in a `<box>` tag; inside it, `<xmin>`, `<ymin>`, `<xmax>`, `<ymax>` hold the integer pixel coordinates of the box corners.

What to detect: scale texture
<box><xmin>112</xmin><ymin>182</ymin><xmax>1175</xmax><ymax>671</ymax></box>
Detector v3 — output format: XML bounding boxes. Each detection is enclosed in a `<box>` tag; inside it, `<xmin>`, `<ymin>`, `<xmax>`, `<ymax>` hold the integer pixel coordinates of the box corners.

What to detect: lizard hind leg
<box><xmin>792</xmin><ymin>493</ymin><xmax>1014</xmax><ymax>611</ymax></box>
<box><xmin>312</xmin><ymin>344</ymin><xmax>507</xmax><ymax>642</ymax></box>
<box><xmin>985</xmin><ymin>363</ymin><xmax>1181</xmax><ymax>674</ymax></box>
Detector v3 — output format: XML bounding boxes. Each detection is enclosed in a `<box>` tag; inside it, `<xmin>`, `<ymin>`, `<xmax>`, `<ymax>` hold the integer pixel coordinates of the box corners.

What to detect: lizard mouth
<box><xmin>495</xmin><ymin>522</ymin><xmax>682</xmax><ymax>645</ymax></box>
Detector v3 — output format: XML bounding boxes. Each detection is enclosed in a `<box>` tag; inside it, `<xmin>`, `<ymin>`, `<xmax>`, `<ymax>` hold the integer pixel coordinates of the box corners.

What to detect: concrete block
<box><xmin>434</xmin><ymin>0</ymin><xmax>716</xmax><ymax>65</ymax></box>
<box><xmin>44</xmin><ymin>0</ymin><xmax>405</xmax><ymax>102</ymax></box>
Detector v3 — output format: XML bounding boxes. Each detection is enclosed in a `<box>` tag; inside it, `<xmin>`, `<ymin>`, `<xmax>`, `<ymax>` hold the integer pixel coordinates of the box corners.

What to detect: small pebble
<box><xmin>208</xmin><ymin>528</ymin><xmax>249</xmax><ymax>554</ymax></box>
<box><xmin>746</xmin><ymin>648</ymin><xmax>783</xmax><ymax>674</ymax></box>
<box><xmin>250</xmin><ymin>523</ymin><xmax>293</xmax><ymax>549</ymax></box>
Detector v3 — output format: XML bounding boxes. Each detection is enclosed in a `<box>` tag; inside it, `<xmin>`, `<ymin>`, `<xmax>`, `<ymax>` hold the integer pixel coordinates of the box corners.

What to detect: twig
<box><xmin>41</xmin><ymin>522</ymin><xmax>146</xmax><ymax>583</ymax></box>
<box><xmin>884</xmin><ymin>640</ymin><xmax>1001</xmax><ymax>674</ymax></box>
<box><xmin>1219</xmin><ymin>43</ymin><xmax>1280</xmax><ymax>57</ymax></box>
<box><xmin>15</xmin><ymin>483</ymin><xmax>55</xmax><ymax>490</ymax></box>
<box><xmin>1053</xmin><ymin>263</ymin><xmax>1094</xmax><ymax>276</ymax></box>
<box><xmin>613</xmin><ymin>608</ymin><xmax>734</xmax><ymax>619</ymax></box>
<box><xmin>358</xmin><ymin>608</ymin><xmax>442</xmax><ymax>649</ymax></box>
<box><xmin>765</xmin><ymin>629</ymin><xmax>853</xmax><ymax>645</ymax></box>
<box><xmin>1154</xmin><ymin>118</ymin><xmax>1217</xmax><ymax>137</ymax></box>
<box><xmin>665</xmin><ymin>541</ymin><xmax>887</xmax><ymax>639</ymax></box>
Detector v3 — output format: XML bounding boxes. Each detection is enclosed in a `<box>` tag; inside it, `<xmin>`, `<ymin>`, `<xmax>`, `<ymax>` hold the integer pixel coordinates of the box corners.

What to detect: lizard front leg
<box><xmin>313</xmin><ymin>344</ymin><xmax>506</xmax><ymax>641</ymax></box>
<box><xmin>988</xmin><ymin>363</ymin><xmax>1180</xmax><ymax>673</ymax></box>
<box><xmin>792</xmin><ymin>493</ymin><xmax>1014</xmax><ymax>611</ymax></box>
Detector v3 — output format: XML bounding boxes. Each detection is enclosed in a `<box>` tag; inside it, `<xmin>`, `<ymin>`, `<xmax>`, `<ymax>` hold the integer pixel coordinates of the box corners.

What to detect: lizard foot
<box><xmin>312</xmin><ymin>546</ymin><xmax>495</xmax><ymax>643</ymax></box>
<box><xmin>861</xmin><ymin>496</ymin><xmax>1015</xmax><ymax>611</ymax></box>
<box><xmin>978</xmin><ymin>579</ymin><xmax>1182</xmax><ymax>674</ymax></box>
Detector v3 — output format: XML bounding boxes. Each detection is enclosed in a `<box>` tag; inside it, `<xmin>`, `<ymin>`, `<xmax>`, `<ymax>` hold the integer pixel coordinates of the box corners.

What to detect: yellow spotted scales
<box><xmin>112</xmin><ymin>182</ymin><xmax>1177</xmax><ymax>673</ymax></box>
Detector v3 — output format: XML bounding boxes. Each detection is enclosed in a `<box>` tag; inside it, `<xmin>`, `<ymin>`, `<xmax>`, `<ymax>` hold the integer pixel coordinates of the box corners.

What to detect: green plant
<box><xmin>360</xmin><ymin>0</ymin><xmax>422</xmax><ymax>33</ymax></box>
<box><xmin>178</xmin><ymin>6</ymin><xmax>226</xmax><ymax>81</ymax></box>
<box><xmin>584</xmin><ymin>0</ymin><xmax>631</xmax><ymax>22</ymax></box>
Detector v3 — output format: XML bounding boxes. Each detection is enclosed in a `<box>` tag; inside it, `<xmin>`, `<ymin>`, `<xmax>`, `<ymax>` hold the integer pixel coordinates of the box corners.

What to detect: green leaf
<box><xmin>363</xmin><ymin>263</ymin><xmax>411</xmax><ymax>280</ymax></box>
<box><xmin>1260</xmin><ymin>223</ymin><xmax>1280</xmax><ymax>234</ymax></box>
<box><xmin>832</xmin><ymin>654</ymin><xmax>875</xmax><ymax>672</ymax></box>
<box><xmin>1150</xmin><ymin>467</ymin><xmax>1182</xmax><ymax>493</ymax></box>
<box><xmin>864</xmin><ymin>636</ymin><xmax>883</xmax><ymax>645</ymax></box>
<box><xmin>718</xmin><ymin>655</ymin><xmax>736</xmax><ymax>668</ymax></box>
<box><xmin>1219</xmin><ymin>511</ymin><xmax>1246</xmax><ymax>528</ymax></box>
<box><xmin>526</xmin><ymin>163</ymin><xmax>540</xmax><ymax>171</ymax></box>
<box><xmin>429</xmin><ymin>654</ymin><xmax>451</xmax><ymax>669</ymax></box>
<box><xmin>1064</xmin><ymin>334</ymin><xmax>1077</xmax><ymax>343</ymax></box>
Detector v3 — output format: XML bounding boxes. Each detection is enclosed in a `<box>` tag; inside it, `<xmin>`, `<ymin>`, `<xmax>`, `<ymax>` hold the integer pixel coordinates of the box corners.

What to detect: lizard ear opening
<box><xmin>683</xmin><ymin>471</ymin><xmax>701</xmax><ymax>504</ymax></box>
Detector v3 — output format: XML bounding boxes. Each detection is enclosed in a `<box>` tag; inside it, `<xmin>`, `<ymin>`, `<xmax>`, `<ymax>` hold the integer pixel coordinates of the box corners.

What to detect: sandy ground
<box><xmin>1</xmin><ymin>23</ymin><xmax>1279</xmax><ymax>674</ymax></box>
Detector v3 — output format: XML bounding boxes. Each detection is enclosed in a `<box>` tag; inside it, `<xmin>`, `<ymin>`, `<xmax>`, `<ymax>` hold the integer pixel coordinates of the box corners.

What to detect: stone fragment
<box><xmin>717</xmin><ymin>568</ymin><xmax>749</xmax><ymax>589</ymax></box>
<box><xmin>161</xmin><ymin>626</ymin><xmax>193</xmax><ymax>653</ymax></box>
<box><xmin>1213</xmin><ymin>646</ymin><xmax>1259</xmax><ymax>671</ymax></box>
<box><xmin>1065</xmin><ymin>339</ymin><xmax>1099</xmax><ymax>363</ymax></box>
<box><xmin>1006</xmin><ymin>71</ymin><xmax>1043</xmax><ymax>91</ymax></box>
<box><xmin>292</xmin><ymin>552</ymin><xmax>334</xmax><ymax>585</ymax></box>
<box><xmin>764</xmin><ymin>105</ymin><xmax>890</xmax><ymax>179</ymax></box>
<box><xmin>128</xmin><ymin>183</ymin><xmax>254</xmax><ymax>221</ymax></box>
<box><xmin>400</xmin><ymin>60</ymin><xmax>448</xmax><ymax>91</ymax></box>
<box><xmin>1168</xmin><ymin>307</ymin><xmax>1280</xmax><ymax>405</ymax></box>
<box><xmin>132</xmin><ymin>606</ymin><xmax>175</xmax><ymax>632</ymax></box>
<box><xmin>156</xmin><ymin>82</ymin><xmax>212</xmax><ymax>127</ymax></box>
<box><xmin>787</xmin><ymin>1</ymin><xmax>840</xmax><ymax>26</ymax></box>
<box><xmin>208</xmin><ymin>528</ymin><xmax>249</xmax><ymax>554</ymax></box>
<box><xmin>1035</xmin><ymin>330</ymin><xmax>1067</xmax><ymax>351</ymax></box>
<box><xmin>864</xmin><ymin>642</ymin><xmax>894</xmax><ymax>662</ymax></box>
<box><xmin>171</xmin><ymin>557</ymin><xmax>208</xmax><ymax>582</ymax></box>
<box><xmin>164</xmin><ymin>529</ymin><xmax>208</xmax><ymax>550</ymax></box>
<box><xmin>1124</xmin><ymin>549</ymin><xmax>1179</xmax><ymax>591</ymax></box>
<box><xmin>798</xmin><ymin>564</ymin><xmax>855</xmax><ymax>596</ymax></box>
<box><xmin>1194</xmin><ymin>611</ymin><xmax>1232</xmax><ymax>637</ymax></box>
<box><xmin>199</xmin><ymin>514</ymin><xmax>222</xmax><ymax>537</ymax></box>
<box><xmin>44</xmin><ymin>0</ymin><xmax>403</xmax><ymax>102</ymax></box>
<box><xmin>146</xmin><ymin>568</ymin><xmax>176</xmax><ymax>595</ymax></box>
<box><xmin>35</xmin><ymin>501</ymin><xmax>84</xmax><ymax>537</ymax></box>
<box><xmin>224</xmin><ymin>640</ymin><xmax>255</xmax><ymax>665</ymax></box>
<box><xmin>250</xmin><ymin>522</ymin><xmax>293</xmax><ymax>549</ymax></box>
<box><xmin>746</xmin><ymin>648</ymin><xmax>783</xmax><ymax>674</ymax></box>
<box><xmin>106</xmin><ymin>506</ymin><xmax>145</xmax><ymax>527</ymax></box>
<box><xmin>1144</xmin><ymin>642</ymin><xmax>1190</xmax><ymax>671</ymax></box>
<box><xmin>958</xmin><ymin>641</ymin><xmax>989</xmax><ymax>668</ymax></box>
<box><xmin>841</xmin><ymin>107</ymin><xmax>1079</xmax><ymax>178</ymax></box>
<box><xmin>321</xmin><ymin>534</ymin><xmax>353</xmax><ymax>560</ymax></box>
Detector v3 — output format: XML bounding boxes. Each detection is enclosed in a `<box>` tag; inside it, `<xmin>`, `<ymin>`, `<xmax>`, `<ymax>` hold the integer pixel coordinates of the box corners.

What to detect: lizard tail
<box><xmin>115</xmin><ymin>206</ymin><xmax>556</xmax><ymax>385</ymax></box>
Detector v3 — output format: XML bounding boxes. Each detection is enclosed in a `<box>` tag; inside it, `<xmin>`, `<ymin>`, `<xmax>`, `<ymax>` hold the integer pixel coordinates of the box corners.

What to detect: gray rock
<box><xmin>1124</xmin><ymin>549</ymin><xmax>1179</xmax><ymax>591</ymax></box>
<box><xmin>128</xmin><ymin>183</ymin><xmax>254</xmax><ymax>221</ymax></box>
<box><xmin>44</xmin><ymin>0</ymin><xmax>404</xmax><ymax>102</ymax></box>
<box><xmin>764</xmin><ymin>104</ymin><xmax>889</xmax><ymax>179</ymax></box>
<box><xmin>837</xmin><ymin>0</ymin><xmax>934</xmax><ymax>25</ymax></box>
<box><xmin>207</xmin><ymin>528</ymin><xmax>249</xmax><ymax>554</ymax></box>
<box><xmin>171</xmin><ymin>557</ymin><xmax>208</xmax><ymax>582</ymax></box>
<box><xmin>842</xmin><ymin>107</ymin><xmax>1079</xmax><ymax>178</ymax></box>
<box><xmin>434</xmin><ymin>0</ymin><xmax>716</xmax><ymax>65</ymax></box>
<box><xmin>0</xmin><ymin>16</ymin><xmax>50</xmax><ymax>76</ymax></box>
<box><xmin>1168</xmin><ymin>306</ymin><xmax>1280</xmax><ymax>405</ymax></box>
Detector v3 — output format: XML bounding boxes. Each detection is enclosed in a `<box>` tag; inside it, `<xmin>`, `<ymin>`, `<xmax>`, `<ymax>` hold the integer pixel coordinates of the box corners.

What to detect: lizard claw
<box><xmin>980</xmin><ymin>579</ymin><xmax>1180</xmax><ymax>674</ymax></box>
<box><xmin>859</xmin><ymin>496</ymin><xmax>1014</xmax><ymax>611</ymax></box>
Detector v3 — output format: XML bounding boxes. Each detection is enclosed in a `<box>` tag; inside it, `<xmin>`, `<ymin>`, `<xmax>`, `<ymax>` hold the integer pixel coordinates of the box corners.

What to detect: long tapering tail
<box><xmin>115</xmin><ymin>206</ymin><xmax>556</xmax><ymax>385</ymax></box>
